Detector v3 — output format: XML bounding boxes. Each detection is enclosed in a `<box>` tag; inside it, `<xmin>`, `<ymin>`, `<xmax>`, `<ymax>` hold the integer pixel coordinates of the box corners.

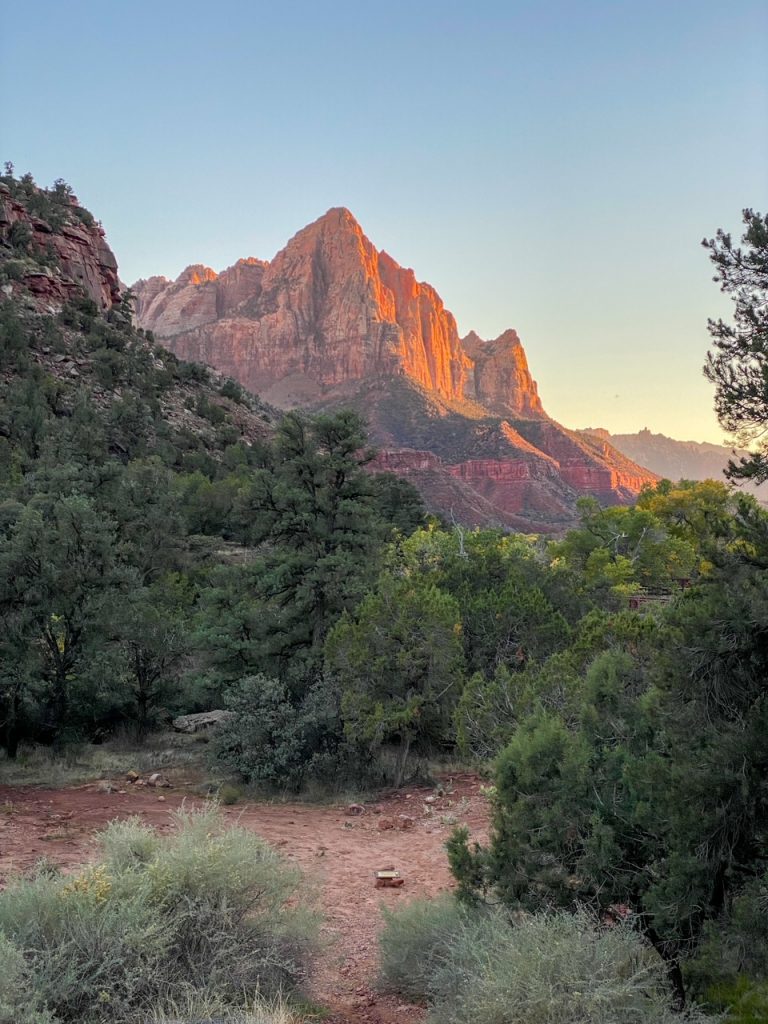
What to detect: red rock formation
<box><xmin>135</xmin><ymin>208</ymin><xmax>476</xmax><ymax>403</ymax></box>
<box><xmin>133</xmin><ymin>208</ymin><xmax>657</xmax><ymax>529</ymax></box>
<box><xmin>0</xmin><ymin>183</ymin><xmax>120</xmax><ymax>310</ymax></box>
<box><xmin>461</xmin><ymin>329</ymin><xmax>545</xmax><ymax>417</ymax></box>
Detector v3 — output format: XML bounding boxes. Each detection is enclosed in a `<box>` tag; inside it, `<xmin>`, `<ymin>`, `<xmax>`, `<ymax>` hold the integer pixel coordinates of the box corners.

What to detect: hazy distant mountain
<box><xmin>580</xmin><ymin>427</ymin><xmax>764</xmax><ymax>497</ymax></box>
<box><xmin>133</xmin><ymin>209</ymin><xmax>656</xmax><ymax>532</ymax></box>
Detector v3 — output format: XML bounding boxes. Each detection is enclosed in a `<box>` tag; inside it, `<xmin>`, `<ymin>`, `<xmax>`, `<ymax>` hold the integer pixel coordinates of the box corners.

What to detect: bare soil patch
<box><xmin>0</xmin><ymin>772</ymin><xmax>489</xmax><ymax>1024</ymax></box>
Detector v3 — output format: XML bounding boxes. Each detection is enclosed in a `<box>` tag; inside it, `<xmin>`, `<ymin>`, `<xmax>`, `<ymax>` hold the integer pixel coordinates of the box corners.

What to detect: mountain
<box><xmin>133</xmin><ymin>209</ymin><xmax>656</xmax><ymax>531</ymax></box>
<box><xmin>581</xmin><ymin>427</ymin><xmax>765</xmax><ymax>498</ymax></box>
<box><xmin>0</xmin><ymin>175</ymin><xmax>276</xmax><ymax>461</ymax></box>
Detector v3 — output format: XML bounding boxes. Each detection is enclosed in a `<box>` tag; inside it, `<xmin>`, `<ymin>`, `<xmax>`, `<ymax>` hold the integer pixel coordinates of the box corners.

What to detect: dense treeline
<box><xmin>0</xmin><ymin>170</ymin><xmax>426</xmax><ymax>765</ymax></box>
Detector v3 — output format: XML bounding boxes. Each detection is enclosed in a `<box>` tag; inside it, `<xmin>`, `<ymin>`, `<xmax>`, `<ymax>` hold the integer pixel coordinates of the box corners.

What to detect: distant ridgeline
<box><xmin>580</xmin><ymin>426</ymin><xmax>765</xmax><ymax>499</ymax></box>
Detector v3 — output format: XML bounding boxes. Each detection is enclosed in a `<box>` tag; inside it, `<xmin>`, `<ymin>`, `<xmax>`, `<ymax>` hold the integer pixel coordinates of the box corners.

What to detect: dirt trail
<box><xmin>0</xmin><ymin>773</ymin><xmax>489</xmax><ymax>1024</ymax></box>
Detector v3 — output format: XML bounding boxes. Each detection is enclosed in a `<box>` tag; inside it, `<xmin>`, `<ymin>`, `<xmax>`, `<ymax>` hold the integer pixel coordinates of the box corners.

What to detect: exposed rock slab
<box><xmin>172</xmin><ymin>710</ymin><xmax>234</xmax><ymax>733</ymax></box>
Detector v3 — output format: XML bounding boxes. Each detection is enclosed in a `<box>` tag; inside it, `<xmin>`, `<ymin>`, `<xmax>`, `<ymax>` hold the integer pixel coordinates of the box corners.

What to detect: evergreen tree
<box><xmin>704</xmin><ymin>208</ymin><xmax>768</xmax><ymax>481</ymax></box>
<box><xmin>236</xmin><ymin>410</ymin><xmax>387</xmax><ymax>689</ymax></box>
<box><xmin>326</xmin><ymin>572</ymin><xmax>465</xmax><ymax>785</ymax></box>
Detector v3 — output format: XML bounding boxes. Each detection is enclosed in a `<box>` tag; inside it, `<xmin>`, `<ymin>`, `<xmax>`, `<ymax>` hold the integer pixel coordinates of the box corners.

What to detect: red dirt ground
<box><xmin>0</xmin><ymin>773</ymin><xmax>489</xmax><ymax>1024</ymax></box>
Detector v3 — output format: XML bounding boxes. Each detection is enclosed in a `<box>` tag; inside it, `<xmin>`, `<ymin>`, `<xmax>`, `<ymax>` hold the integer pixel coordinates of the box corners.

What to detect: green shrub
<box><xmin>380</xmin><ymin>901</ymin><xmax>716</xmax><ymax>1024</ymax></box>
<box><xmin>218</xmin><ymin>783</ymin><xmax>241</xmax><ymax>805</ymax></box>
<box><xmin>149</xmin><ymin>992</ymin><xmax>302</xmax><ymax>1023</ymax></box>
<box><xmin>379</xmin><ymin>893</ymin><xmax>483</xmax><ymax>1001</ymax></box>
<box><xmin>706</xmin><ymin>977</ymin><xmax>768</xmax><ymax>1023</ymax></box>
<box><xmin>0</xmin><ymin>807</ymin><xmax>319</xmax><ymax>1023</ymax></box>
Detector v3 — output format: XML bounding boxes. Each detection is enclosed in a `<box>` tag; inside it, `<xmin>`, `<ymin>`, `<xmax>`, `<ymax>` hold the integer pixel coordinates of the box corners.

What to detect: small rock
<box><xmin>157</xmin><ymin>795</ymin><xmax>166</xmax><ymax>802</ymax></box>
<box><xmin>397</xmin><ymin>814</ymin><xmax>415</xmax><ymax>830</ymax></box>
<box><xmin>377</xmin><ymin>817</ymin><xmax>396</xmax><ymax>831</ymax></box>
<box><xmin>147</xmin><ymin>773</ymin><xmax>171</xmax><ymax>788</ymax></box>
<box><xmin>125</xmin><ymin>770</ymin><xmax>140</xmax><ymax>783</ymax></box>
<box><xmin>346</xmin><ymin>803</ymin><xmax>365</xmax><ymax>816</ymax></box>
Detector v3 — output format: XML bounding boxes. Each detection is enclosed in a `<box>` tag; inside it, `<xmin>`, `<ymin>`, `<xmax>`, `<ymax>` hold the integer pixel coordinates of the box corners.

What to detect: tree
<box><xmin>113</xmin><ymin>584</ymin><xmax>188</xmax><ymax>739</ymax></box>
<box><xmin>326</xmin><ymin>573</ymin><xmax>465</xmax><ymax>785</ymax></box>
<box><xmin>235</xmin><ymin>411</ymin><xmax>387</xmax><ymax>689</ymax></box>
<box><xmin>0</xmin><ymin>496</ymin><xmax>132</xmax><ymax>746</ymax></box>
<box><xmin>704</xmin><ymin>208</ymin><xmax>768</xmax><ymax>482</ymax></box>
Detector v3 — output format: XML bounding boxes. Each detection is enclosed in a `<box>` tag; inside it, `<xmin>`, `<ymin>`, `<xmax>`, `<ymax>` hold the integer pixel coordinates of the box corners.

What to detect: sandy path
<box><xmin>0</xmin><ymin>773</ymin><xmax>489</xmax><ymax>1023</ymax></box>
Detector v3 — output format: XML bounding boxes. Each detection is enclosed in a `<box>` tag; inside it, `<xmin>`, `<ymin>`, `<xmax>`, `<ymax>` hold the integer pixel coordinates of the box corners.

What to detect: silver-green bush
<box><xmin>0</xmin><ymin>933</ymin><xmax>55</xmax><ymax>1024</ymax></box>
<box><xmin>380</xmin><ymin>900</ymin><xmax>718</xmax><ymax>1024</ymax></box>
<box><xmin>0</xmin><ymin>806</ymin><xmax>318</xmax><ymax>1023</ymax></box>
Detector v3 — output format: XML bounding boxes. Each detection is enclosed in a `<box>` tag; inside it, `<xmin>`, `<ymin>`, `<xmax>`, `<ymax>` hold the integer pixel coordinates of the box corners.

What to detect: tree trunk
<box><xmin>643</xmin><ymin>922</ymin><xmax>685</xmax><ymax>1010</ymax></box>
<box><xmin>5</xmin><ymin>692</ymin><xmax>20</xmax><ymax>759</ymax></box>
<box><xmin>393</xmin><ymin>734</ymin><xmax>412</xmax><ymax>789</ymax></box>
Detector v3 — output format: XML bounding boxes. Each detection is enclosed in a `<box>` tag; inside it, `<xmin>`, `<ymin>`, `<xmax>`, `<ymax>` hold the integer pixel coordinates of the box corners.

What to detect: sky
<box><xmin>2</xmin><ymin>1</ymin><xmax>767</xmax><ymax>444</ymax></box>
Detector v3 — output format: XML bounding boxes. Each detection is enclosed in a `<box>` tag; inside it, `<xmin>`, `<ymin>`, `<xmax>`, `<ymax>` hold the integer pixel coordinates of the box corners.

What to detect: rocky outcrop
<box><xmin>172</xmin><ymin>710</ymin><xmax>234</xmax><ymax>733</ymax></box>
<box><xmin>0</xmin><ymin>183</ymin><xmax>120</xmax><ymax>310</ymax></box>
<box><xmin>461</xmin><ymin>329</ymin><xmax>544</xmax><ymax>417</ymax></box>
<box><xmin>133</xmin><ymin>209</ymin><xmax>657</xmax><ymax>530</ymax></box>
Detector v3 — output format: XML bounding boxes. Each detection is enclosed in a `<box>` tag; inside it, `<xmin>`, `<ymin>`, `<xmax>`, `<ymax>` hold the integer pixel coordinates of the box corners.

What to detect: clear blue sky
<box><xmin>3</xmin><ymin>1</ymin><xmax>766</xmax><ymax>442</ymax></box>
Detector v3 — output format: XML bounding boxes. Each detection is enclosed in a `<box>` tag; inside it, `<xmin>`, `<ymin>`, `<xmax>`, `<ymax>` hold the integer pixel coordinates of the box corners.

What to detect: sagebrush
<box><xmin>0</xmin><ymin>806</ymin><xmax>319</xmax><ymax>1023</ymax></box>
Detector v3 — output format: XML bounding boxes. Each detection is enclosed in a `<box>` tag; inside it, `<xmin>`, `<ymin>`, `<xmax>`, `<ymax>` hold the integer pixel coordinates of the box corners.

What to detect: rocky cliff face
<box><xmin>0</xmin><ymin>182</ymin><xmax>120</xmax><ymax>310</ymax></box>
<box><xmin>136</xmin><ymin>208</ymin><xmax>484</xmax><ymax>406</ymax></box>
<box><xmin>134</xmin><ymin>209</ymin><xmax>657</xmax><ymax>530</ymax></box>
<box><xmin>461</xmin><ymin>329</ymin><xmax>544</xmax><ymax>417</ymax></box>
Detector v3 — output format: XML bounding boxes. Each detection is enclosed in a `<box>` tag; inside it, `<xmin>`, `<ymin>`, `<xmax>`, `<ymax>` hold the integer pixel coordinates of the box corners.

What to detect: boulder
<box><xmin>172</xmin><ymin>710</ymin><xmax>234</xmax><ymax>733</ymax></box>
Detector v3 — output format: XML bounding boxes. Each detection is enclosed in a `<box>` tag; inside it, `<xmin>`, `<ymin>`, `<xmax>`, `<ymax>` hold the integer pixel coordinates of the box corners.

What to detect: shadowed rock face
<box><xmin>133</xmin><ymin>208</ymin><xmax>657</xmax><ymax>530</ymax></box>
<box><xmin>0</xmin><ymin>183</ymin><xmax>121</xmax><ymax>310</ymax></box>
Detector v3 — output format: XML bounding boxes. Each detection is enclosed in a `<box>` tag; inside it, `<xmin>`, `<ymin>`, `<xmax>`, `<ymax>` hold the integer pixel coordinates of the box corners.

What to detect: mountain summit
<box><xmin>133</xmin><ymin>210</ymin><xmax>656</xmax><ymax>530</ymax></box>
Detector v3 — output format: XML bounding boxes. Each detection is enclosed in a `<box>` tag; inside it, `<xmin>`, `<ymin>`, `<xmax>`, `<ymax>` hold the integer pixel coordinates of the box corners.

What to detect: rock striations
<box><xmin>0</xmin><ymin>183</ymin><xmax>120</xmax><ymax>310</ymax></box>
<box><xmin>134</xmin><ymin>208</ymin><xmax>657</xmax><ymax>530</ymax></box>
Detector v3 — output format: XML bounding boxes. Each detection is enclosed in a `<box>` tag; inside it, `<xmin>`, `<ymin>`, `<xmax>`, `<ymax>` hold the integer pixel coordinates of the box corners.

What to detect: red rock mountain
<box><xmin>134</xmin><ymin>208</ymin><xmax>656</xmax><ymax>530</ymax></box>
<box><xmin>0</xmin><ymin>182</ymin><xmax>120</xmax><ymax>310</ymax></box>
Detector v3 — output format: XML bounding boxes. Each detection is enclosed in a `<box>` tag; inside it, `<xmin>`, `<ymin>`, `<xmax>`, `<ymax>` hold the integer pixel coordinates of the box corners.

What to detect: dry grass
<box><xmin>0</xmin><ymin>731</ymin><xmax>207</xmax><ymax>788</ymax></box>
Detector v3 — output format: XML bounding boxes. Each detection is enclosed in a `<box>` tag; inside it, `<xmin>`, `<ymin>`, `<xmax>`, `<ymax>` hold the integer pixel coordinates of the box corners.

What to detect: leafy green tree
<box><xmin>704</xmin><ymin>209</ymin><xmax>768</xmax><ymax>482</ymax></box>
<box><xmin>326</xmin><ymin>573</ymin><xmax>465</xmax><ymax>785</ymax></box>
<box><xmin>113</xmin><ymin>584</ymin><xmax>188</xmax><ymax>738</ymax></box>
<box><xmin>550</xmin><ymin>495</ymin><xmax>700</xmax><ymax>596</ymax></box>
<box><xmin>399</xmin><ymin>526</ymin><xmax>575</xmax><ymax>677</ymax></box>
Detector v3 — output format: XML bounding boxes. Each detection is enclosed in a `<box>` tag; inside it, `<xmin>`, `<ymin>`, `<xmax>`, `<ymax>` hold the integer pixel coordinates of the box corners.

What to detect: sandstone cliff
<box><xmin>136</xmin><ymin>208</ymin><xmax>484</xmax><ymax>406</ymax></box>
<box><xmin>0</xmin><ymin>181</ymin><xmax>120</xmax><ymax>310</ymax></box>
<box><xmin>133</xmin><ymin>209</ymin><xmax>657</xmax><ymax>530</ymax></box>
